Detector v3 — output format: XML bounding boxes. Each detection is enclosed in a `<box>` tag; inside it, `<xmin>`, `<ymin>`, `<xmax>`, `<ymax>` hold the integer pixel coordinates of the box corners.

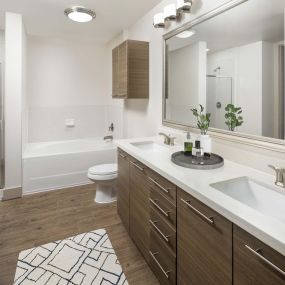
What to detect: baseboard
<box><xmin>1</xmin><ymin>187</ymin><xmax>22</xmax><ymax>201</ymax></box>
<box><xmin>22</xmin><ymin>181</ymin><xmax>93</xmax><ymax>196</ymax></box>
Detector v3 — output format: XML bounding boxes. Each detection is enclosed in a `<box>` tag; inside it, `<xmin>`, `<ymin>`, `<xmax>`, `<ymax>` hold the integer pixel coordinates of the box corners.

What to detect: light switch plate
<box><xmin>65</xmin><ymin>119</ymin><xmax>75</xmax><ymax>127</ymax></box>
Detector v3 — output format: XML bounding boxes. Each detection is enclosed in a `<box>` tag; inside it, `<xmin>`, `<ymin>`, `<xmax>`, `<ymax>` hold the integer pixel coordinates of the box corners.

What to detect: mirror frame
<box><xmin>162</xmin><ymin>0</ymin><xmax>285</xmax><ymax>152</ymax></box>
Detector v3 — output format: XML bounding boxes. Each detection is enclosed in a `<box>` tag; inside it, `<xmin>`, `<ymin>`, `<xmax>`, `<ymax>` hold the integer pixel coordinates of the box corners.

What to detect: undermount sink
<box><xmin>131</xmin><ymin>141</ymin><xmax>168</xmax><ymax>152</ymax></box>
<box><xmin>210</xmin><ymin>177</ymin><xmax>285</xmax><ymax>223</ymax></box>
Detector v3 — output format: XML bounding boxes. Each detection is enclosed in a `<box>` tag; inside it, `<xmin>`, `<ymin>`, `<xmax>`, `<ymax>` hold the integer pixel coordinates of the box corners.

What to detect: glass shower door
<box><xmin>206</xmin><ymin>76</ymin><xmax>233</xmax><ymax>130</ymax></box>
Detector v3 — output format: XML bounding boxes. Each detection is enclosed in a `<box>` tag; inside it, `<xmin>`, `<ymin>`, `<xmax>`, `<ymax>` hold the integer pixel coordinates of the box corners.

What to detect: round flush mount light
<box><xmin>64</xmin><ymin>6</ymin><xmax>96</xmax><ymax>23</ymax></box>
<box><xmin>176</xmin><ymin>29</ymin><xmax>196</xmax><ymax>39</ymax></box>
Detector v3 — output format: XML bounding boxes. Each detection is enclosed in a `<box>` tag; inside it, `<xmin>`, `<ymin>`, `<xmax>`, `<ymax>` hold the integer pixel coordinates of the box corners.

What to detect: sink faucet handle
<box><xmin>268</xmin><ymin>165</ymin><xmax>285</xmax><ymax>188</ymax></box>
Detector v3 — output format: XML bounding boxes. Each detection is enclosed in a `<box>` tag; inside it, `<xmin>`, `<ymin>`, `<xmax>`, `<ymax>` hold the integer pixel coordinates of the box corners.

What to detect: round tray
<box><xmin>171</xmin><ymin>151</ymin><xmax>224</xmax><ymax>170</ymax></box>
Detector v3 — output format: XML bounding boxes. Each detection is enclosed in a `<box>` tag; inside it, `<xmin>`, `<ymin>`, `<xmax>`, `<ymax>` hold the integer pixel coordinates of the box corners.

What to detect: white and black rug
<box><xmin>14</xmin><ymin>229</ymin><xmax>128</xmax><ymax>285</ymax></box>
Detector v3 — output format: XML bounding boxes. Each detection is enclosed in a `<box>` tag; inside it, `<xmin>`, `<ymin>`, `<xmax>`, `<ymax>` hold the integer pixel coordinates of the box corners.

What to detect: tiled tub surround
<box><xmin>115</xmin><ymin>136</ymin><xmax>285</xmax><ymax>256</ymax></box>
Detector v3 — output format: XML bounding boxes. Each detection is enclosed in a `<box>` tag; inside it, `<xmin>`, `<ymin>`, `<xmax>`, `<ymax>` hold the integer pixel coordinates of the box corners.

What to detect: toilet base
<box><xmin>95</xmin><ymin>183</ymin><xmax>117</xmax><ymax>204</ymax></box>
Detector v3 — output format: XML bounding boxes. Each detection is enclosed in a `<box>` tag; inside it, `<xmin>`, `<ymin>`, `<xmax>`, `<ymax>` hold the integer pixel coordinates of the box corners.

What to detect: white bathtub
<box><xmin>23</xmin><ymin>138</ymin><xmax>117</xmax><ymax>195</ymax></box>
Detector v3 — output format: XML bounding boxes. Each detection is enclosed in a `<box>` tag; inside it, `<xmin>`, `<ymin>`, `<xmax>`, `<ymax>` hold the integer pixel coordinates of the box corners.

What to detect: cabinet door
<box><xmin>234</xmin><ymin>225</ymin><xmax>285</xmax><ymax>285</ymax></box>
<box><xmin>117</xmin><ymin>150</ymin><xmax>130</xmax><ymax>231</ymax></box>
<box><xmin>177</xmin><ymin>189</ymin><xmax>232</xmax><ymax>285</ymax></box>
<box><xmin>129</xmin><ymin>160</ymin><xmax>150</xmax><ymax>262</ymax></box>
<box><xmin>112</xmin><ymin>47</ymin><xmax>119</xmax><ymax>97</ymax></box>
<box><xmin>118</xmin><ymin>41</ymin><xmax>128</xmax><ymax>97</ymax></box>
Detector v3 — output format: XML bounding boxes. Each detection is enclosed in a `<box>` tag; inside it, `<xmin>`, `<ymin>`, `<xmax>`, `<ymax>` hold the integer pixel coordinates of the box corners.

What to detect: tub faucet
<box><xmin>104</xmin><ymin>135</ymin><xmax>113</xmax><ymax>141</ymax></box>
<box><xmin>268</xmin><ymin>165</ymin><xmax>285</xmax><ymax>188</ymax></box>
<box><xmin>109</xmin><ymin>123</ymin><xmax>114</xmax><ymax>132</ymax></box>
<box><xmin>159</xmin><ymin>132</ymin><xmax>175</xmax><ymax>146</ymax></box>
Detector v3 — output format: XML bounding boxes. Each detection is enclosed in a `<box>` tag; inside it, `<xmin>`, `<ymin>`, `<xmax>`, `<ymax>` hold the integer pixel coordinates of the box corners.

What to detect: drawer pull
<box><xmin>150</xmin><ymin>198</ymin><xmax>171</xmax><ymax>217</ymax></box>
<box><xmin>119</xmin><ymin>153</ymin><xmax>127</xmax><ymax>158</ymax></box>
<box><xmin>148</xmin><ymin>177</ymin><xmax>169</xmax><ymax>194</ymax></box>
<box><xmin>149</xmin><ymin>220</ymin><xmax>170</xmax><ymax>243</ymax></box>
<box><xmin>130</xmin><ymin>161</ymin><xmax>144</xmax><ymax>172</ymax></box>
<box><xmin>245</xmin><ymin>245</ymin><xmax>285</xmax><ymax>277</ymax></box>
<box><xmin>149</xmin><ymin>250</ymin><xmax>171</xmax><ymax>279</ymax></box>
<box><xmin>181</xmin><ymin>198</ymin><xmax>214</xmax><ymax>225</ymax></box>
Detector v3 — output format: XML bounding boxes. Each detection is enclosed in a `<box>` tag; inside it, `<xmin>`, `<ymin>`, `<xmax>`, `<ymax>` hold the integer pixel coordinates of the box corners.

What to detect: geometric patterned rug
<box><xmin>13</xmin><ymin>229</ymin><xmax>128</xmax><ymax>285</ymax></box>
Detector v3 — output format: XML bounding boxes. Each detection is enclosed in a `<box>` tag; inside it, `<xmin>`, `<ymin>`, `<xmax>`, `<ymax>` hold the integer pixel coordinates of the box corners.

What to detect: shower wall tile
<box><xmin>28</xmin><ymin>105</ymin><xmax>124</xmax><ymax>143</ymax></box>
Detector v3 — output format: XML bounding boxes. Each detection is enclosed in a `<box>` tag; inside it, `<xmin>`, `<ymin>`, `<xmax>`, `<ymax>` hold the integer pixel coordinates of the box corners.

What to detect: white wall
<box><xmin>27</xmin><ymin>36</ymin><xmax>123</xmax><ymax>142</ymax></box>
<box><xmin>4</xmin><ymin>13</ymin><xmax>26</xmax><ymax>189</ymax></box>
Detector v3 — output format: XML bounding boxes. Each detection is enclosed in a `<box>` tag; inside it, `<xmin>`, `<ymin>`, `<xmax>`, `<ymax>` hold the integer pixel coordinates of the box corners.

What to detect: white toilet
<box><xmin>87</xmin><ymin>163</ymin><xmax>118</xmax><ymax>204</ymax></box>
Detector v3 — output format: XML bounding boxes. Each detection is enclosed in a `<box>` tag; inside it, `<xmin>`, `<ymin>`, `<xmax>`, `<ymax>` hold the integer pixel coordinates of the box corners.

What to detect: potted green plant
<box><xmin>191</xmin><ymin>104</ymin><xmax>212</xmax><ymax>153</ymax></box>
<box><xmin>225</xmin><ymin>104</ymin><xmax>244</xmax><ymax>131</ymax></box>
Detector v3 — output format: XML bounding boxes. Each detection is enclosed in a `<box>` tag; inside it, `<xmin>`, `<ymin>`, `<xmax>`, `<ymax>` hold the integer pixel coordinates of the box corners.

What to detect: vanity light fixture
<box><xmin>176</xmin><ymin>29</ymin><xmax>196</xmax><ymax>38</ymax></box>
<box><xmin>64</xmin><ymin>6</ymin><xmax>96</xmax><ymax>23</ymax></box>
<box><xmin>177</xmin><ymin>0</ymin><xmax>192</xmax><ymax>13</ymax></box>
<box><xmin>164</xmin><ymin>4</ymin><xmax>177</xmax><ymax>21</ymax></box>
<box><xmin>153</xmin><ymin>13</ymin><xmax>165</xmax><ymax>28</ymax></box>
<box><xmin>206</xmin><ymin>48</ymin><xmax>210</xmax><ymax>52</ymax></box>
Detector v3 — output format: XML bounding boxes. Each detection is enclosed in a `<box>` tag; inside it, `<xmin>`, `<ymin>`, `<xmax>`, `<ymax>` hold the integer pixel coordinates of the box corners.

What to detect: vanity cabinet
<box><xmin>117</xmin><ymin>150</ymin><xmax>130</xmax><ymax>231</ymax></box>
<box><xmin>177</xmin><ymin>188</ymin><xmax>232</xmax><ymax>285</ymax></box>
<box><xmin>112</xmin><ymin>40</ymin><xmax>149</xmax><ymax>99</ymax></box>
<box><xmin>129</xmin><ymin>158</ymin><xmax>151</xmax><ymax>262</ymax></box>
<box><xmin>234</xmin><ymin>225</ymin><xmax>285</xmax><ymax>285</ymax></box>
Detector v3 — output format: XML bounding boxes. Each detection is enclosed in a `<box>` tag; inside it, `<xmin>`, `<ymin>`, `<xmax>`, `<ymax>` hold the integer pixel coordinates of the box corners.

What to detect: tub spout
<box><xmin>104</xmin><ymin>135</ymin><xmax>113</xmax><ymax>141</ymax></box>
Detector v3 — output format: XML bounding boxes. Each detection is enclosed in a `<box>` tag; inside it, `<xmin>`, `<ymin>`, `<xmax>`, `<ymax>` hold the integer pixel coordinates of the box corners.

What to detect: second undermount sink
<box><xmin>131</xmin><ymin>141</ymin><xmax>169</xmax><ymax>152</ymax></box>
<box><xmin>210</xmin><ymin>177</ymin><xmax>285</xmax><ymax>223</ymax></box>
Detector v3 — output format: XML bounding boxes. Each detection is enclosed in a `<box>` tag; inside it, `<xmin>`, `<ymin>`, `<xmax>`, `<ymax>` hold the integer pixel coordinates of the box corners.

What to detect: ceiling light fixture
<box><xmin>176</xmin><ymin>29</ymin><xmax>196</xmax><ymax>39</ymax></box>
<box><xmin>64</xmin><ymin>6</ymin><xmax>96</xmax><ymax>23</ymax></box>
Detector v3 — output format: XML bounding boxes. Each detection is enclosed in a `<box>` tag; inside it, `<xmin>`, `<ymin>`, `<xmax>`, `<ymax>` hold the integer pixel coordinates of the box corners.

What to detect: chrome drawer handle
<box><xmin>130</xmin><ymin>161</ymin><xmax>144</xmax><ymax>172</ymax></box>
<box><xmin>181</xmin><ymin>198</ymin><xmax>214</xmax><ymax>225</ymax></box>
<box><xmin>149</xmin><ymin>198</ymin><xmax>171</xmax><ymax>218</ymax></box>
<box><xmin>119</xmin><ymin>153</ymin><xmax>127</xmax><ymax>158</ymax></box>
<box><xmin>149</xmin><ymin>250</ymin><xmax>171</xmax><ymax>279</ymax></box>
<box><xmin>245</xmin><ymin>245</ymin><xmax>285</xmax><ymax>277</ymax></box>
<box><xmin>148</xmin><ymin>177</ymin><xmax>169</xmax><ymax>194</ymax></box>
<box><xmin>149</xmin><ymin>219</ymin><xmax>170</xmax><ymax>243</ymax></box>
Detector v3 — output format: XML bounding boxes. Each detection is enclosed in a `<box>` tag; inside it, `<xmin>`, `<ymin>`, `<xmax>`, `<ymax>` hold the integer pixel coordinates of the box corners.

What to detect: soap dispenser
<box><xmin>184</xmin><ymin>131</ymin><xmax>193</xmax><ymax>156</ymax></box>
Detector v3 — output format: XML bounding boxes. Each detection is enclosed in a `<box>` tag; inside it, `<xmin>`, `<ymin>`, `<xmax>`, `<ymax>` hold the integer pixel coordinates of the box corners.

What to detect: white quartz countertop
<box><xmin>115</xmin><ymin>136</ymin><xmax>285</xmax><ymax>256</ymax></box>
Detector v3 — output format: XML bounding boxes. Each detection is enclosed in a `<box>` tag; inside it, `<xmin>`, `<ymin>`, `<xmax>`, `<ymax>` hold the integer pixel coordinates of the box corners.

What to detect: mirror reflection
<box><xmin>165</xmin><ymin>0</ymin><xmax>285</xmax><ymax>140</ymax></box>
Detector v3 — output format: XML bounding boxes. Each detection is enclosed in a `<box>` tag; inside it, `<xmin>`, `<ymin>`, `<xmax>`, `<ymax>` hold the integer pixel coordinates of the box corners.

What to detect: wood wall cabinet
<box><xmin>177</xmin><ymin>189</ymin><xmax>232</xmax><ymax>285</ymax></box>
<box><xmin>234</xmin><ymin>225</ymin><xmax>285</xmax><ymax>285</ymax></box>
<box><xmin>112</xmin><ymin>40</ymin><xmax>149</xmax><ymax>99</ymax></box>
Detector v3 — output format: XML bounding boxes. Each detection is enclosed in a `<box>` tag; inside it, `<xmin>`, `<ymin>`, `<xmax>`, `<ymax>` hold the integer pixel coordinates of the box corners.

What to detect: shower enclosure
<box><xmin>206</xmin><ymin>75</ymin><xmax>233</xmax><ymax>130</ymax></box>
<box><xmin>0</xmin><ymin>63</ymin><xmax>4</xmax><ymax>189</ymax></box>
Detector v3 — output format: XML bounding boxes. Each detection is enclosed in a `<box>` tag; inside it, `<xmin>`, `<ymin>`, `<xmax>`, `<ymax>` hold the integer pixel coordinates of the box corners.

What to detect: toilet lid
<box><xmin>89</xmin><ymin>163</ymin><xmax>118</xmax><ymax>175</ymax></box>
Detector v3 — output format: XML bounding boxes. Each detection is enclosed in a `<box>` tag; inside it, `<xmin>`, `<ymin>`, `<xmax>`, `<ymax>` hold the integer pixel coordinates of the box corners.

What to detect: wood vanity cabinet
<box><xmin>234</xmin><ymin>225</ymin><xmax>285</xmax><ymax>285</ymax></box>
<box><xmin>129</xmin><ymin>158</ymin><xmax>151</xmax><ymax>262</ymax></box>
<box><xmin>112</xmin><ymin>40</ymin><xmax>149</xmax><ymax>99</ymax></box>
<box><xmin>117</xmin><ymin>150</ymin><xmax>130</xmax><ymax>231</ymax></box>
<box><xmin>177</xmin><ymin>188</ymin><xmax>232</xmax><ymax>285</ymax></box>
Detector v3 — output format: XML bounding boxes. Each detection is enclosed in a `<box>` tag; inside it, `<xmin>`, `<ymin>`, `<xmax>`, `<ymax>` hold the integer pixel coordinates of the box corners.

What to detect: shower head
<box><xmin>214</xmin><ymin>67</ymin><xmax>221</xmax><ymax>72</ymax></box>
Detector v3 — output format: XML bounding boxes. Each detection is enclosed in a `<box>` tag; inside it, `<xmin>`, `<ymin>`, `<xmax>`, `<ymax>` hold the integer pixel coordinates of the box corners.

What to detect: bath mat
<box><xmin>13</xmin><ymin>229</ymin><xmax>128</xmax><ymax>285</ymax></box>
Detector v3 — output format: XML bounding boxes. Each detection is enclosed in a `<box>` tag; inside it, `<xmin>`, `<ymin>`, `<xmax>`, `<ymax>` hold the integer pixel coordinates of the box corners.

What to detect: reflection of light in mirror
<box><xmin>206</xmin><ymin>48</ymin><xmax>210</xmax><ymax>52</ymax></box>
<box><xmin>176</xmin><ymin>30</ymin><xmax>196</xmax><ymax>39</ymax></box>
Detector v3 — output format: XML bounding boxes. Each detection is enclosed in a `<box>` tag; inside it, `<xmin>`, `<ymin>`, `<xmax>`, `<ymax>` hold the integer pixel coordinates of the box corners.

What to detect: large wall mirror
<box><xmin>163</xmin><ymin>0</ymin><xmax>285</xmax><ymax>144</ymax></box>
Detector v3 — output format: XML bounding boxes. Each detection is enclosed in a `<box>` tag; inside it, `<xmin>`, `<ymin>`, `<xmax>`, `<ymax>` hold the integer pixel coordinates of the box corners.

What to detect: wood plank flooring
<box><xmin>0</xmin><ymin>184</ymin><xmax>159</xmax><ymax>285</ymax></box>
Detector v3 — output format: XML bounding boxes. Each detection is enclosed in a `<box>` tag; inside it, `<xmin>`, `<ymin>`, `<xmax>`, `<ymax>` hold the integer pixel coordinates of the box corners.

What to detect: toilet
<box><xmin>87</xmin><ymin>163</ymin><xmax>118</xmax><ymax>204</ymax></box>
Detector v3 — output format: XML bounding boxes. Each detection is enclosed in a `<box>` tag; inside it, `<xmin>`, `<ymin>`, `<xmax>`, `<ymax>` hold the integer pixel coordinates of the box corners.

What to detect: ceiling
<box><xmin>167</xmin><ymin>0</ymin><xmax>285</xmax><ymax>53</ymax></box>
<box><xmin>0</xmin><ymin>0</ymin><xmax>162</xmax><ymax>43</ymax></box>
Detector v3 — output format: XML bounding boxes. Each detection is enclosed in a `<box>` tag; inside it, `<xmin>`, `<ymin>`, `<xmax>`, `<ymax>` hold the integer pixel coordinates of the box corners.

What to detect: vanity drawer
<box><xmin>150</xmin><ymin>188</ymin><xmax>176</xmax><ymax>227</ymax></box>
<box><xmin>149</xmin><ymin>229</ymin><xmax>176</xmax><ymax>285</ymax></box>
<box><xmin>150</xmin><ymin>206</ymin><xmax>176</xmax><ymax>254</ymax></box>
<box><xmin>147</xmin><ymin>170</ymin><xmax>176</xmax><ymax>205</ymax></box>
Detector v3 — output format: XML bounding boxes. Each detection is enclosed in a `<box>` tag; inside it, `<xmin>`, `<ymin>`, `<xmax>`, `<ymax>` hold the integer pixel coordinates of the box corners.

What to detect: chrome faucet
<box><xmin>159</xmin><ymin>132</ymin><xmax>175</xmax><ymax>146</ymax></box>
<box><xmin>268</xmin><ymin>165</ymin><xmax>285</xmax><ymax>188</ymax></box>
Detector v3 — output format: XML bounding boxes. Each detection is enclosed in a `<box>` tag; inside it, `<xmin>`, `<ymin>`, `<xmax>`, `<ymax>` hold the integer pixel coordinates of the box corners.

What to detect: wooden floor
<box><xmin>0</xmin><ymin>184</ymin><xmax>159</xmax><ymax>285</ymax></box>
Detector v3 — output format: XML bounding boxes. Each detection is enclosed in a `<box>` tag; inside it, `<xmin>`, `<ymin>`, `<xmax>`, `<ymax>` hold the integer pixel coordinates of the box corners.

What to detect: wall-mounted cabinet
<box><xmin>112</xmin><ymin>40</ymin><xmax>149</xmax><ymax>99</ymax></box>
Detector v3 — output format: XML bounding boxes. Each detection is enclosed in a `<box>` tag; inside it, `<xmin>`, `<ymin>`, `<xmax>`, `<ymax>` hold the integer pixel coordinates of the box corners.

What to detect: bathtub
<box><xmin>23</xmin><ymin>138</ymin><xmax>117</xmax><ymax>195</ymax></box>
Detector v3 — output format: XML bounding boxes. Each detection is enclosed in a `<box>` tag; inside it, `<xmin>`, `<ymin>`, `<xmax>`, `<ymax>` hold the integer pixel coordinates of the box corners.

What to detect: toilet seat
<box><xmin>88</xmin><ymin>163</ymin><xmax>118</xmax><ymax>181</ymax></box>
